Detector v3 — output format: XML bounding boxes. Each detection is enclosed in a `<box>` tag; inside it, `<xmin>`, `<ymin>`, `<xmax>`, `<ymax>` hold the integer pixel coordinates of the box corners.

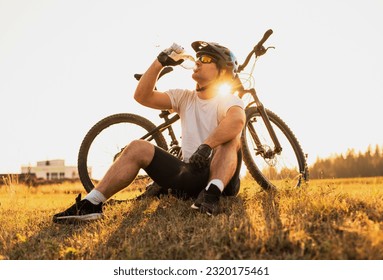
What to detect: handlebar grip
<box><xmin>258</xmin><ymin>29</ymin><xmax>273</xmax><ymax>46</ymax></box>
<box><xmin>237</xmin><ymin>29</ymin><xmax>274</xmax><ymax>72</ymax></box>
<box><xmin>134</xmin><ymin>73</ymin><xmax>142</xmax><ymax>81</ymax></box>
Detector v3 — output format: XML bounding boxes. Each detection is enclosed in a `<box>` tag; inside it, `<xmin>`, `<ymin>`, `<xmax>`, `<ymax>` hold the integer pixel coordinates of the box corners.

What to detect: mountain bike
<box><xmin>77</xmin><ymin>29</ymin><xmax>309</xmax><ymax>193</ymax></box>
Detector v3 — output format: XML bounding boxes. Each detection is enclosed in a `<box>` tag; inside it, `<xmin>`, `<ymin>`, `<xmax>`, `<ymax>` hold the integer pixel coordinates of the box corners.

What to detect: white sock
<box><xmin>206</xmin><ymin>179</ymin><xmax>224</xmax><ymax>193</ymax></box>
<box><xmin>84</xmin><ymin>189</ymin><xmax>107</xmax><ymax>205</ymax></box>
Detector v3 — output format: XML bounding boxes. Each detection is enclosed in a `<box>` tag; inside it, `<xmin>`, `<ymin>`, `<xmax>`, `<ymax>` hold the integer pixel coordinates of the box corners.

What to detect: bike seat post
<box><xmin>159</xmin><ymin>110</ymin><xmax>179</xmax><ymax>146</ymax></box>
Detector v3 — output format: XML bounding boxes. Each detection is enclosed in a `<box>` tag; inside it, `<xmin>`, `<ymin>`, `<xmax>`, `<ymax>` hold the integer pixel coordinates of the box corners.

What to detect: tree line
<box><xmin>309</xmin><ymin>145</ymin><xmax>383</xmax><ymax>179</ymax></box>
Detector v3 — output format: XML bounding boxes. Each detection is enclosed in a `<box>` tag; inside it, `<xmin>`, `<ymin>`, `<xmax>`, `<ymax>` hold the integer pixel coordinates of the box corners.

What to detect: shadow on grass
<box><xmin>6</xmin><ymin>213</ymin><xmax>92</xmax><ymax>259</ymax></box>
<box><xmin>90</xmin><ymin>185</ymin><xmax>289</xmax><ymax>260</ymax></box>
<box><xmin>91</xmin><ymin>193</ymin><xmax>259</xmax><ymax>259</ymax></box>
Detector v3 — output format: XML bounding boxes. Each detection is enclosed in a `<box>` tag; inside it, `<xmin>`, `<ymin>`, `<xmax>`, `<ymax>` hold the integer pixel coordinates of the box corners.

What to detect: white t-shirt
<box><xmin>166</xmin><ymin>89</ymin><xmax>244</xmax><ymax>162</ymax></box>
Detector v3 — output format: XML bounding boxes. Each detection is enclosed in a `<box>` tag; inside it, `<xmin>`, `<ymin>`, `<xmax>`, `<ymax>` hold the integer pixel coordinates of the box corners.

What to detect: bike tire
<box><xmin>241</xmin><ymin>107</ymin><xmax>308</xmax><ymax>190</ymax></box>
<box><xmin>78</xmin><ymin>113</ymin><xmax>168</xmax><ymax>193</ymax></box>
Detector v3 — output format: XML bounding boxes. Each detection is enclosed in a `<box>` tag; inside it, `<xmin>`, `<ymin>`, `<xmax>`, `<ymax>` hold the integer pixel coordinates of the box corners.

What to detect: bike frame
<box><xmin>141</xmin><ymin>110</ymin><xmax>180</xmax><ymax>147</ymax></box>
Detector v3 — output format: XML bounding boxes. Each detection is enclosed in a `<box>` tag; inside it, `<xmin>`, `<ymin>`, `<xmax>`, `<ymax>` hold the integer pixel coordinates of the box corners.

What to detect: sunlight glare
<box><xmin>218</xmin><ymin>83</ymin><xmax>232</xmax><ymax>97</ymax></box>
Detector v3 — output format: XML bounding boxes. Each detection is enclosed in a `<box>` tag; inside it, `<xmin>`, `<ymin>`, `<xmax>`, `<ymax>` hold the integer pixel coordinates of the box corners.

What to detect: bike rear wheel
<box><xmin>241</xmin><ymin>107</ymin><xmax>308</xmax><ymax>190</ymax></box>
<box><xmin>78</xmin><ymin>113</ymin><xmax>168</xmax><ymax>193</ymax></box>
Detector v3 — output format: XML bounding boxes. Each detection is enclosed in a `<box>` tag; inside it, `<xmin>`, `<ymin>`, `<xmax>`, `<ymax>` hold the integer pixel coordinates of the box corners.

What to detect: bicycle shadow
<box><xmin>257</xmin><ymin>188</ymin><xmax>291</xmax><ymax>257</ymax></box>
<box><xmin>92</xmin><ymin>195</ymin><xmax>198</xmax><ymax>259</ymax></box>
<box><xmin>83</xmin><ymin>193</ymin><xmax>243</xmax><ymax>259</ymax></box>
<box><xmin>89</xmin><ymin>185</ymin><xmax>286</xmax><ymax>259</ymax></box>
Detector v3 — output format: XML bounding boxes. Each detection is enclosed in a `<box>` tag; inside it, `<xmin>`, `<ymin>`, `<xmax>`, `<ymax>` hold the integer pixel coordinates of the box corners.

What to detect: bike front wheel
<box><xmin>78</xmin><ymin>113</ymin><xmax>168</xmax><ymax>193</ymax></box>
<box><xmin>241</xmin><ymin>107</ymin><xmax>308</xmax><ymax>190</ymax></box>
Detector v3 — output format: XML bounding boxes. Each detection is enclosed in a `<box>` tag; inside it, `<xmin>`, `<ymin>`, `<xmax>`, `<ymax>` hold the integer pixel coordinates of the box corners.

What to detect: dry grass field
<box><xmin>1</xmin><ymin>176</ymin><xmax>383</xmax><ymax>260</ymax></box>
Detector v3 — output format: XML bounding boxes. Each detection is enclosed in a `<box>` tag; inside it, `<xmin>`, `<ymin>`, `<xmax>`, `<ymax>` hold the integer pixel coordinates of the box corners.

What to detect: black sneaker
<box><xmin>53</xmin><ymin>194</ymin><xmax>103</xmax><ymax>223</ymax></box>
<box><xmin>191</xmin><ymin>184</ymin><xmax>221</xmax><ymax>216</ymax></box>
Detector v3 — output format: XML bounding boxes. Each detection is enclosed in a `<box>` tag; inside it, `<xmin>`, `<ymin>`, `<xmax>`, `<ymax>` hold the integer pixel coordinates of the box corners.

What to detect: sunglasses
<box><xmin>197</xmin><ymin>55</ymin><xmax>216</xmax><ymax>64</ymax></box>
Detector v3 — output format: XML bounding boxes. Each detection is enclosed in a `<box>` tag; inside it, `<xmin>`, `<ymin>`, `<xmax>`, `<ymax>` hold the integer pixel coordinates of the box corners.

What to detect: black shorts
<box><xmin>144</xmin><ymin>146</ymin><xmax>242</xmax><ymax>198</ymax></box>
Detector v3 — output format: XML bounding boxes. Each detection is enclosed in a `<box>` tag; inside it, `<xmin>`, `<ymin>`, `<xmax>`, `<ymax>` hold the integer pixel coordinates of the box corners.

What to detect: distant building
<box><xmin>20</xmin><ymin>159</ymin><xmax>91</xmax><ymax>180</ymax></box>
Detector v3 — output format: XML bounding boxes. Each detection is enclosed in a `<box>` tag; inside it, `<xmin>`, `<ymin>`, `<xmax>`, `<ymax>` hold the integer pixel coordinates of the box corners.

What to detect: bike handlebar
<box><xmin>237</xmin><ymin>29</ymin><xmax>273</xmax><ymax>73</ymax></box>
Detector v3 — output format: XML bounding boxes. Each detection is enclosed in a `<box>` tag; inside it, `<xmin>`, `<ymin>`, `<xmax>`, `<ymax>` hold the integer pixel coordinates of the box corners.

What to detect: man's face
<box><xmin>192</xmin><ymin>54</ymin><xmax>220</xmax><ymax>87</ymax></box>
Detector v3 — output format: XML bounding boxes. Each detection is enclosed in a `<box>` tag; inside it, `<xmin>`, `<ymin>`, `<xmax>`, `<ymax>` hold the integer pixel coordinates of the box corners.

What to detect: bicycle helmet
<box><xmin>191</xmin><ymin>41</ymin><xmax>238</xmax><ymax>79</ymax></box>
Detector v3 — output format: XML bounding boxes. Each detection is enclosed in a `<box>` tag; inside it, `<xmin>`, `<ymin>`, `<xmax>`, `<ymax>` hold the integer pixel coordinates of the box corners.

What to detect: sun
<box><xmin>217</xmin><ymin>83</ymin><xmax>232</xmax><ymax>97</ymax></box>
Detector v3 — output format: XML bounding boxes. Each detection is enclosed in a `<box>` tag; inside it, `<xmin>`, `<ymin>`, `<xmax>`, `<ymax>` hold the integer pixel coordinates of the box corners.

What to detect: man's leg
<box><xmin>209</xmin><ymin>135</ymin><xmax>241</xmax><ymax>188</ymax></box>
<box><xmin>191</xmin><ymin>135</ymin><xmax>241</xmax><ymax>215</ymax></box>
<box><xmin>94</xmin><ymin>140</ymin><xmax>155</xmax><ymax>199</ymax></box>
<box><xmin>53</xmin><ymin>140</ymin><xmax>155</xmax><ymax>223</ymax></box>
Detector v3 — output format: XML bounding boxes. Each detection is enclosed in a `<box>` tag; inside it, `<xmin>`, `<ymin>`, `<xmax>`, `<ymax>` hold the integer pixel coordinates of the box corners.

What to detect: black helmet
<box><xmin>191</xmin><ymin>41</ymin><xmax>238</xmax><ymax>79</ymax></box>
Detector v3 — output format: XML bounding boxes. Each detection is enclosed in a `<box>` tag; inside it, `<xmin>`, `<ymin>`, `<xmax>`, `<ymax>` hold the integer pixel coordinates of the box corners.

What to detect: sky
<box><xmin>1</xmin><ymin>0</ymin><xmax>382</xmax><ymax>174</ymax></box>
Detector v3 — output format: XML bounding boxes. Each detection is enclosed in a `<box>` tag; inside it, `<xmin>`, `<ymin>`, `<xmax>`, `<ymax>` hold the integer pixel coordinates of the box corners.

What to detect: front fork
<box><xmin>242</xmin><ymin>88</ymin><xmax>282</xmax><ymax>158</ymax></box>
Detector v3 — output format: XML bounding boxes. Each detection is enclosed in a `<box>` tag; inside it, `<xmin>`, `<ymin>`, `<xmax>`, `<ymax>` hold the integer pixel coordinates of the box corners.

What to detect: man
<box><xmin>53</xmin><ymin>41</ymin><xmax>245</xmax><ymax>223</ymax></box>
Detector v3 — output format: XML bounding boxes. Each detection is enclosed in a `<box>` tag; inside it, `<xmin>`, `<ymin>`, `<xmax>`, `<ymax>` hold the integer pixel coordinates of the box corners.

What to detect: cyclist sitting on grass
<box><xmin>53</xmin><ymin>41</ymin><xmax>245</xmax><ymax>222</ymax></box>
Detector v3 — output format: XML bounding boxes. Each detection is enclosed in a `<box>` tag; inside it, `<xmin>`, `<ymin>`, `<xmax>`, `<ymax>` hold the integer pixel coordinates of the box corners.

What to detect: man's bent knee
<box><xmin>121</xmin><ymin>139</ymin><xmax>155</xmax><ymax>167</ymax></box>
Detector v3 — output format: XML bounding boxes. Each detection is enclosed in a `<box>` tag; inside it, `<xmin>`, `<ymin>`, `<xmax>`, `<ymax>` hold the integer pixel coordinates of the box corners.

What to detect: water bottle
<box><xmin>170</xmin><ymin>43</ymin><xmax>196</xmax><ymax>70</ymax></box>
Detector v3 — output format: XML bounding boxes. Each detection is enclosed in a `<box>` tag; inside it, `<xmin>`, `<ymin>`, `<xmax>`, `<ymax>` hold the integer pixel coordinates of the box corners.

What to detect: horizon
<box><xmin>1</xmin><ymin>142</ymin><xmax>381</xmax><ymax>176</ymax></box>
